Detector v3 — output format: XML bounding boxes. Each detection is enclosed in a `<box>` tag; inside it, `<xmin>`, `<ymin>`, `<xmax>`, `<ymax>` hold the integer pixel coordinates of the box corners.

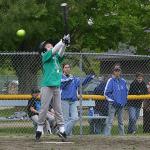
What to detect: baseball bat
<box><xmin>60</xmin><ymin>3</ymin><xmax>68</xmax><ymax>35</ymax></box>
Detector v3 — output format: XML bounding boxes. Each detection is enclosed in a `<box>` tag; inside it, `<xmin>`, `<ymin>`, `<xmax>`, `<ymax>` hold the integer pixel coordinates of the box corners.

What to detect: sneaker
<box><xmin>57</xmin><ymin>131</ymin><xmax>67</xmax><ymax>142</ymax></box>
<box><xmin>35</xmin><ymin>131</ymin><xmax>42</xmax><ymax>142</ymax></box>
<box><xmin>132</xmin><ymin>131</ymin><xmax>136</xmax><ymax>135</ymax></box>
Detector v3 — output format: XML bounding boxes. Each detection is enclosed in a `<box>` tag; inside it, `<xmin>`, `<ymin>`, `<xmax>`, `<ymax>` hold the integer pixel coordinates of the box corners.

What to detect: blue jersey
<box><xmin>104</xmin><ymin>77</ymin><xmax>128</xmax><ymax>106</ymax></box>
<box><xmin>61</xmin><ymin>74</ymin><xmax>94</xmax><ymax>102</ymax></box>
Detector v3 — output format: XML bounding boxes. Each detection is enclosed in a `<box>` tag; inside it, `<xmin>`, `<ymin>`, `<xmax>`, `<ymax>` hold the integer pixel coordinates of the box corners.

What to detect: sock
<box><xmin>37</xmin><ymin>125</ymin><xmax>43</xmax><ymax>132</ymax></box>
<box><xmin>59</xmin><ymin>126</ymin><xmax>65</xmax><ymax>133</ymax></box>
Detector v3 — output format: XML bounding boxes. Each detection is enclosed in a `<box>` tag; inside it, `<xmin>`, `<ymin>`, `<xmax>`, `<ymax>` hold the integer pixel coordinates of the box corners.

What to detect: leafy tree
<box><xmin>0</xmin><ymin>0</ymin><xmax>149</xmax><ymax>53</ymax></box>
<box><xmin>0</xmin><ymin>0</ymin><xmax>65</xmax><ymax>93</ymax></box>
<box><xmin>0</xmin><ymin>0</ymin><xmax>149</xmax><ymax>92</ymax></box>
<box><xmin>67</xmin><ymin>0</ymin><xmax>150</xmax><ymax>54</ymax></box>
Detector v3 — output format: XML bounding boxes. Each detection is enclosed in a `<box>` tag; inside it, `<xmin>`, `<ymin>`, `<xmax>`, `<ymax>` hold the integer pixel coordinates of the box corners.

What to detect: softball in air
<box><xmin>16</xmin><ymin>29</ymin><xmax>26</xmax><ymax>37</ymax></box>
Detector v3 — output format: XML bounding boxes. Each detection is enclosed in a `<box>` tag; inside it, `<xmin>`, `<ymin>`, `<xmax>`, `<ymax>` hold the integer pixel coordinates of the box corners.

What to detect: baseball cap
<box><xmin>113</xmin><ymin>66</ymin><xmax>122</xmax><ymax>72</ymax></box>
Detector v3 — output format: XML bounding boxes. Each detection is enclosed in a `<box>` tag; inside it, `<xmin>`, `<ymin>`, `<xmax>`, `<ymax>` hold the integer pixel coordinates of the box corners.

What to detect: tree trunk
<box><xmin>12</xmin><ymin>54</ymin><xmax>41</xmax><ymax>94</ymax></box>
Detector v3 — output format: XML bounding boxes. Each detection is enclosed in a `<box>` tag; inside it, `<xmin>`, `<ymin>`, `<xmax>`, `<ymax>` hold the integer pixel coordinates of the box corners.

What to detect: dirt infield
<box><xmin>0</xmin><ymin>135</ymin><xmax>150</xmax><ymax>150</ymax></box>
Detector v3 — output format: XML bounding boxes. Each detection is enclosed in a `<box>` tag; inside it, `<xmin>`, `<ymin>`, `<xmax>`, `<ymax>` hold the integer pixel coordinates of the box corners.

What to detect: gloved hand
<box><xmin>62</xmin><ymin>34</ymin><xmax>70</xmax><ymax>46</ymax></box>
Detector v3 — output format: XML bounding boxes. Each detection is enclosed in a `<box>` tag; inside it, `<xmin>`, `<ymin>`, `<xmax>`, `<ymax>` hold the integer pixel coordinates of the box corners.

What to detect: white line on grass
<box><xmin>40</xmin><ymin>141</ymin><xmax>74</xmax><ymax>144</ymax></box>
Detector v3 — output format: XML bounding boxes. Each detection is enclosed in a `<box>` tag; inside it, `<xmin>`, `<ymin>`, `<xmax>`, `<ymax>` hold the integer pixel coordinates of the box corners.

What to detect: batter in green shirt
<box><xmin>36</xmin><ymin>35</ymin><xmax>70</xmax><ymax>142</ymax></box>
<box><xmin>41</xmin><ymin>50</ymin><xmax>64</xmax><ymax>87</ymax></box>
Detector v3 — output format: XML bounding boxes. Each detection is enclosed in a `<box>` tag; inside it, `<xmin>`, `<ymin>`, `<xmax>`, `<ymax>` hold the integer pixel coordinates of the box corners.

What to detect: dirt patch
<box><xmin>0</xmin><ymin>135</ymin><xmax>150</xmax><ymax>150</ymax></box>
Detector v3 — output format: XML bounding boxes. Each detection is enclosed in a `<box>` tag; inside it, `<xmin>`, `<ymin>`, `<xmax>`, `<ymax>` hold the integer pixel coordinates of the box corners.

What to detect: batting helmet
<box><xmin>38</xmin><ymin>39</ymin><xmax>56</xmax><ymax>54</ymax></box>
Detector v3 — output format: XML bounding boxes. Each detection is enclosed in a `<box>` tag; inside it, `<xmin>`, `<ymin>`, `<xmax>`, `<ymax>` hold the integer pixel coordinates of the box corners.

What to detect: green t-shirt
<box><xmin>41</xmin><ymin>50</ymin><xmax>64</xmax><ymax>87</ymax></box>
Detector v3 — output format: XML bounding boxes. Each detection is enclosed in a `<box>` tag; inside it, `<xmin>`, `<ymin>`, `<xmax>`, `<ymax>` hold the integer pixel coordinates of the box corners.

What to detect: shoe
<box><xmin>132</xmin><ymin>131</ymin><xmax>136</xmax><ymax>135</ymax></box>
<box><xmin>57</xmin><ymin>131</ymin><xmax>67</xmax><ymax>142</ymax></box>
<box><xmin>127</xmin><ymin>131</ymin><xmax>136</xmax><ymax>135</ymax></box>
<box><xmin>47</xmin><ymin>129</ymin><xmax>52</xmax><ymax>134</ymax></box>
<box><xmin>35</xmin><ymin>131</ymin><xmax>42</xmax><ymax>142</ymax></box>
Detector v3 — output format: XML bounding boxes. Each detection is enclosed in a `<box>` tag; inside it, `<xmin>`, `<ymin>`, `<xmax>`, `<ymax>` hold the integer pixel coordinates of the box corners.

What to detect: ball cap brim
<box><xmin>113</xmin><ymin>67</ymin><xmax>122</xmax><ymax>72</ymax></box>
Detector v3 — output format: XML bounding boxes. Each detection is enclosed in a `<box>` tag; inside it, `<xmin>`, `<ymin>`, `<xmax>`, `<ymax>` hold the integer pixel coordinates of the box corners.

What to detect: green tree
<box><xmin>0</xmin><ymin>0</ymin><xmax>149</xmax><ymax>53</ymax></box>
<box><xmin>0</xmin><ymin>0</ymin><xmax>149</xmax><ymax>92</ymax></box>
<box><xmin>0</xmin><ymin>0</ymin><xmax>65</xmax><ymax>93</ymax></box>
<box><xmin>67</xmin><ymin>0</ymin><xmax>150</xmax><ymax>54</ymax></box>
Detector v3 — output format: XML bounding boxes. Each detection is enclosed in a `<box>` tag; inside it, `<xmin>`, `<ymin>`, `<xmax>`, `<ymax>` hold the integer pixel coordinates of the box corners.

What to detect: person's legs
<box><xmin>61</xmin><ymin>100</ymin><xmax>70</xmax><ymax>129</ymax></box>
<box><xmin>134</xmin><ymin>107</ymin><xmax>141</xmax><ymax>132</ymax></box>
<box><xmin>128</xmin><ymin>106</ymin><xmax>136</xmax><ymax>133</ymax></box>
<box><xmin>65</xmin><ymin>101</ymin><xmax>78</xmax><ymax>136</ymax></box>
<box><xmin>95</xmin><ymin>119</ymin><xmax>103</xmax><ymax>134</ymax></box>
<box><xmin>32</xmin><ymin>114</ymin><xmax>51</xmax><ymax>134</ymax></box>
<box><xmin>94</xmin><ymin>110</ymin><xmax>104</xmax><ymax>134</ymax></box>
<box><xmin>46</xmin><ymin>112</ymin><xmax>55</xmax><ymax>123</ymax></box>
<box><xmin>143</xmin><ymin>109</ymin><xmax>150</xmax><ymax>133</ymax></box>
<box><xmin>31</xmin><ymin>115</ymin><xmax>39</xmax><ymax>131</ymax></box>
<box><xmin>52</xmin><ymin>87</ymin><xmax>65</xmax><ymax>132</ymax></box>
<box><xmin>98</xmin><ymin>111</ymin><xmax>107</xmax><ymax>134</ymax></box>
<box><xmin>117</xmin><ymin>107</ymin><xmax>125</xmax><ymax>136</ymax></box>
<box><xmin>35</xmin><ymin>87</ymin><xmax>53</xmax><ymax>141</ymax></box>
<box><xmin>101</xmin><ymin>118</ymin><xmax>107</xmax><ymax>134</ymax></box>
<box><xmin>46</xmin><ymin>112</ymin><xmax>56</xmax><ymax>126</ymax></box>
<box><xmin>31</xmin><ymin>115</ymin><xmax>39</xmax><ymax>124</ymax></box>
<box><xmin>37</xmin><ymin>87</ymin><xmax>53</xmax><ymax>132</ymax></box>
<box><xmin>89</xmin><ymin>119</ymin><xmax>96</xmax><ymax>134</ymax></box>
<box><xmin>44</xmin><ymin>119</ymin><xmax>51</xmax><ymax>134</ymax></box>
<box><xmin>104</xmin><ymin>103</ymin><xmax>116</xmax><ymax>136</ymax></box>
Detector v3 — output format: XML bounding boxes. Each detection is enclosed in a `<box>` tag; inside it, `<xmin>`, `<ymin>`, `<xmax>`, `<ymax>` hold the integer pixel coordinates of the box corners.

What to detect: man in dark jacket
<box><xmin>89</xmin><ymin>77</ymin><xmax>108</xmax><ymax>134</ymax></box>
<box><xmin>127</xmin><ymin>72</ymin><xmax>148</xmax><ymax>134</ymax></box>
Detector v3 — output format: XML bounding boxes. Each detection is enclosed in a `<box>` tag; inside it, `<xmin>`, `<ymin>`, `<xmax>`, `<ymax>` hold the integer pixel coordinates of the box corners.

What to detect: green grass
<box><xmin>0</xmin><ymin>107</ymin><xmax>27</xmax><ymax>117</ymax></box>
<box><xmin>73</xmin><ymin>125</ymin><xmax>145</xmax><ymax>135</ymax></box>
<box><xmin>0</xmin><ymin>124</ymin><xmax>148</xmax><ymax>136</ymax></box>
<box><xmin>0</xmin><ymin>127</ymin><xmax>34</xmax><ymax>135</ymax></box>
<box><xmin>0</xmin><ymin>108</ymin><xmax>16</xmax><ymax>117</ymax></box>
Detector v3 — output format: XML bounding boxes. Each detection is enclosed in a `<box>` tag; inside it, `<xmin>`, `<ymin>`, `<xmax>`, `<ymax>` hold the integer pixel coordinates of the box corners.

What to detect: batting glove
<box><xmin>62</xmin><ymin>34</ymin><xmax>70</xmax><ymax>46</ymax></box>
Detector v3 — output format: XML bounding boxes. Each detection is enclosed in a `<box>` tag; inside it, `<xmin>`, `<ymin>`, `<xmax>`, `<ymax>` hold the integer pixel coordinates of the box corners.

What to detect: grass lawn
<box><xmin>0</xmin><ymin>125</ymin><xmax>147</xmax><ymax>136</ymax></box>
<box><xmin>0</xmin><ymin>107</ymin><xmax>27</xmax><ymax>117</ymax></box>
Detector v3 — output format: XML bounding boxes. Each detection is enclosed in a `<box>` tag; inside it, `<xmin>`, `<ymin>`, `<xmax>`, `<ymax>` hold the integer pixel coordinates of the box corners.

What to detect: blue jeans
<box><xmin>104</xmin><ymin>102</ymin><xmax>125</xmax><ymax>136</ymax></box>
<box><xmin>128</xmin><ymin>106</ymin><xmax>140</xmax><ymax>133</ymax></box>
<box><xmin>61</xmin><ymin>100</ymin><xmax>79</xmax><ymax>136</ymax></box>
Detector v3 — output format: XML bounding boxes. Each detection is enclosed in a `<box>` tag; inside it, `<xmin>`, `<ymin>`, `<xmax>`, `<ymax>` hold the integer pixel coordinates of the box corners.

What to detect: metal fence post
<box><xmin>79</xmin><ymin>53</ymin><xmax>83</xmax><ymax>137</ymax></box>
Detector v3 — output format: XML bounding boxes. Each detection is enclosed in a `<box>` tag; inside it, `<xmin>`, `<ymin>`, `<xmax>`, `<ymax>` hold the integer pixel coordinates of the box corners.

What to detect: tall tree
<box><xmin>0</xmin><ymin>0</ymin><xmax>149</xmax><ymax>92</ymax></box>
<box><xmin>0</xmin><ymin>0</ymin><xmax>149</xmax><ymax>53</ymax></box>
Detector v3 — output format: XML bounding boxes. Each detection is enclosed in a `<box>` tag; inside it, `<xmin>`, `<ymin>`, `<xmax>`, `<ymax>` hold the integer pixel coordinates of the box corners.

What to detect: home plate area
<box><xmin>39</xmin><ymin>141</ymin><xmax>74</xmax><ymax>144</ymax></box>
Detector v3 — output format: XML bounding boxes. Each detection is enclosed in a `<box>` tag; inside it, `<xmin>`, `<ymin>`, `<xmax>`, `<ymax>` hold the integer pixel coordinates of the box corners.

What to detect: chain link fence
<box><xmin>0</xmin><ymin>52</ymin><xmax>150</xmax><ymax>135</ymax></box>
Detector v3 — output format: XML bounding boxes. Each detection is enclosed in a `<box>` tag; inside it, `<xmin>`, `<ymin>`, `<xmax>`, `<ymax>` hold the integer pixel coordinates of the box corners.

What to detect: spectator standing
<box><xmin>143</xmin><ymin>82</ymin><xmax>150</xmax><ymax>133</ymax></box>
<box><xmin>104</xmin><ymin>66</ymin><xmax>128</xmax><ymax>136</ymax></box>
<box><xmin>61</xmin><ymin>63</ymin><xmax>94</xmax><ymax>136</ymax></box>
<box><xmin>127</xmin><ymin>72</ymin><xmax>148</xmax><ymax>134</ymax></box>
<box><xmin>89</xmin><ymin>77</ymin><xmax>108</xmax><ymax>134</ymax></box>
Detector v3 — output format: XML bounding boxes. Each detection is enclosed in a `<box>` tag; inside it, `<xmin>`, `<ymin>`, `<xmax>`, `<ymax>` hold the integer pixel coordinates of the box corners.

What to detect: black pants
<box><xmin>89</xmin><ymin>118</ymin><xmax>106</xmax><ymax>134</ymax></box>
<box><xmin>143</xmin><ymin>109</ymin><xmax>150</xmax><ymax>133</ymax></box>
